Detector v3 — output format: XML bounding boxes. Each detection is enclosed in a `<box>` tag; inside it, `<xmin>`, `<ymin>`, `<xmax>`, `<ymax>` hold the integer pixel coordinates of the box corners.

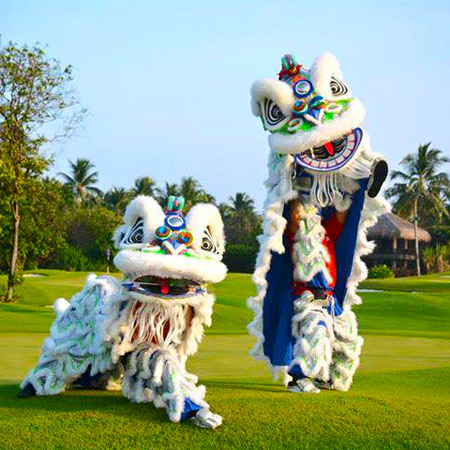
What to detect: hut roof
<box><xmin>367</xmin><ymin>212</ymin><xmax>431</xmax><ymax>242</ymax></box>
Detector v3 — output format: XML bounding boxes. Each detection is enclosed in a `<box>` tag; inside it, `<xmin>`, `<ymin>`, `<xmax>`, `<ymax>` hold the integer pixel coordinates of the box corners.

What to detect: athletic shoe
<box><xmin>191</xmin><ymin>408</ymin><xmax>223</xmax><ymax>429</ymax></box>
<box><xmin>314</xmin><ymin>379</ymin><xmax>334</xmax><ymax>390</ymax></box>
<box><xmin>18</xmin><ymin>383</ymin><xmax>36</xmax><ymax>398</ymax></box>
<box><xmin>287</xmin><ymin>378</ymin><xmax>320</xmax><ymax>394</ymax></box>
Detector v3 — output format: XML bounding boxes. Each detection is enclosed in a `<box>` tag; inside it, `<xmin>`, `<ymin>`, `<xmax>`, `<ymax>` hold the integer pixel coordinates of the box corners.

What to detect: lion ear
<box><xmin>113</xmin><ymin>196</ymin><xmax>165</xmax><ymax>248</ymax></box>
<box><xmin>311</xmin><ymin>53</ymin><xmax>352</xmax><ymax>101</ymax></box>
<box><xmin>185</xmin><ymin>204</ymin><xmax>225</xmax><ymax>258</ymax></box>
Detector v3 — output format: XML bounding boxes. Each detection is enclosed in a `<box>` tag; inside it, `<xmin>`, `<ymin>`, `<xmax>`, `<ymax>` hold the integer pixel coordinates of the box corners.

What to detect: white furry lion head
<box><xmin>113</xmin><ymin>195</ymin><xmax>227</xmax><ymax>301</ymax></box>
<box><xmin>251</xmin><ymin>53</ymin><xmax>366</xmax><ymax>174</ymax></box>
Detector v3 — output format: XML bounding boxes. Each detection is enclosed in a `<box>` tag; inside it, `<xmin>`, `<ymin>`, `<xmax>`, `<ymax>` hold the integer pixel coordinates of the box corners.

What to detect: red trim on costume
<box><xmin>287</xmin><ymin>212</ymin><xmax>344</xmax><ymax>296</ymax></box>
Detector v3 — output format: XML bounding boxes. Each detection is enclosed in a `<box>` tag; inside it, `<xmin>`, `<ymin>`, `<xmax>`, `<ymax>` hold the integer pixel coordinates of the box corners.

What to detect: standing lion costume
<box><xmin>20</xmin><ymin>196</ymin><xmax>226</xmax><ymax>428</ymax></box>
<box><xmin>247</xmin><ymin>53</ymin><xmax>389</xmax><ymax>393</ymax></box>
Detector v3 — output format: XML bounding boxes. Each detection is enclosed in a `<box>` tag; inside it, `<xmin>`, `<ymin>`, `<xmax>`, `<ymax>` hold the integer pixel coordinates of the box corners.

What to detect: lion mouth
<box><xmin>123</xmin><ymin>275</ymin><xmax>206</xmax><ymax>299</ymax></box>
<box><xmin>294</xmin><ymin>128</ymin><xmax>363</xmax><ymax>172</ymax></box>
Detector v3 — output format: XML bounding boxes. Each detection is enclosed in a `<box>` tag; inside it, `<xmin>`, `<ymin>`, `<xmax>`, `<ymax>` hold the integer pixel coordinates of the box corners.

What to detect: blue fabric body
<box><xmin>262</xmin><ymin>179</ymin><xmax>368</xmax><ymax>367</ymax></box>
<box><xmin>262</xmin><ymin>228</ymin><xmax>295</xmax><ymax>366</ymax></box>
<box><xmin>180</xmin><ymin>397</ymin><xmax>202</xmax><ymax>421</ymax></box>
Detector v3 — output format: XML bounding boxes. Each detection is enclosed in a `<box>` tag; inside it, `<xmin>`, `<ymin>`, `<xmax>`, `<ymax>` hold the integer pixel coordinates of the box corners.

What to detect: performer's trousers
<box><xmin>288</xmin><ymin>300</ymin><xmax>363</xmax><ymax>391</ymax></box>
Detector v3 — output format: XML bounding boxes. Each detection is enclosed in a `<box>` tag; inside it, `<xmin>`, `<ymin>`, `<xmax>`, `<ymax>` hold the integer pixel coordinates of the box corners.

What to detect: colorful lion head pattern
<box><xmin>251</xmin><ymin>53</ymin><xmax>366</xmax><ymax>172</ymax></box>
<box><xmin>113</xmin><ymin>195</ymin><xmax>227</xmax><ymax>301</ymax></box>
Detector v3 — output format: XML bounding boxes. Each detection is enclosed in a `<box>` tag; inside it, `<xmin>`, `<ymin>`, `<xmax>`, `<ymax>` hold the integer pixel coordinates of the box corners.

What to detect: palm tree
<box><xmin>104</xmin><ymin>187</ymin><xmax>131</xmax><ymax>213</ymax></box>
<box><xmin>386</xmin><ymin>143</ymin><xmax>450</xmax><ymax>275</ymax></box>
<box><xmin>225</xmin><ymin>192</ymin><xmax>257</xmax><ymax>244</ymax></box>
<box><xmin>156</xmin><ymin>182</ymin><xmax>179</xmax><ymax>208</ymax></box>
<box><xmin>132</xmin><ymin>176</ymin><xmax>156</xmax><ymax>197</ymax></box>
<box><xmin>59</xmin><ymin>158</ymin><xmax>102</xmax><ymax>206</ymax></box>
<box><xmin>177</xmin><ymin>176</ymin><xmax>216</xmax><ymax>210</ymax></box>
<box><xmin>228</xmin><ymin>192</ymin><xmax>255</xmax><ymax>214</ymax></box>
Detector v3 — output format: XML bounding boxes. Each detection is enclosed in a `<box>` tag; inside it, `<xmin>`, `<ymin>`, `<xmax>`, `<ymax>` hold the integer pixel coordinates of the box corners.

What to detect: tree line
<box><xmin>0</xmin><ymin>155</ymin><xmax>261</xmax><ymax>301</ymax></box>
<box><xmin>1</xmin><ymin>41</ymin><xmax>450</xmax><ymax>302</ymax></box>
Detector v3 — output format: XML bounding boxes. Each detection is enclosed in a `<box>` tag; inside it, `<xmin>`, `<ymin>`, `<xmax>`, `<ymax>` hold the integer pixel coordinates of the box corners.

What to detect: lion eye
<box><xmin>330</xmin><ymin>76</ymin><xmax>348</xmax><ymax>96</ymax></box>
<box><xmin>200</xmin><ymin>227</ymin><xmax>220</xmax><ymax>254</ymax></box>
<box><xmin>263</xmin><ymin>99</ymin><xmax>286</xmax><ymax>127</ymax></box>
<box><xmin>122</xmin><ymin>218</ymin><xmax>145</xmax><ymax>245</ymax></box>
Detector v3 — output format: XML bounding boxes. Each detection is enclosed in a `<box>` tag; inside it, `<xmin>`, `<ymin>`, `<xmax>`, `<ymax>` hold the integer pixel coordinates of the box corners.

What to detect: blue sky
<box><xmin>2</xmin><ymin>0</ymin><xmax>449</xmax><ymax>209</ymax></box>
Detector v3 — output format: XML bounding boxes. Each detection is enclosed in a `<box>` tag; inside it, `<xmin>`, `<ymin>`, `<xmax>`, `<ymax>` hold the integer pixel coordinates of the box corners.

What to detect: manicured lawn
<box><xmin>0</xmin><ymin>271</ymin><xmax>449</xmax><ymax>449</ymax></box>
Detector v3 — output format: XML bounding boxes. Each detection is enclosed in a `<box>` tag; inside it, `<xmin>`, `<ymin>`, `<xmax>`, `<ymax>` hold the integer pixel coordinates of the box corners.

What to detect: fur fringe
<box><xmin>290</xmin><ymin>302</ymin><xmax>363</xmax><ymax>390</ymax></box>
<box><xmin>103</xmin><ymin>292</ymin><xmax>215</xmax><ymax>363</ymax></box>
<box><xmin>290</xmin><ymin>301</ymin><xmax>334</xmax><ymax>381</ymax></box>
<box><xmin>21</xmin><ymin>275</ymin><xmax>120</xmax><ymax>395</ymax></box>
<box><xmin>122</xmin><ymin>347</ymin><xmax>209</xmax><ymax>422</ymax></box>
<box><xmin>291</xmin><ymin>203</ymin><xmax>332</xmax><ymax>284</ymax></box>
<box><xmin>331</xmin><ymin>308</ymin><xmax>364</xmax><ymax>390</ymax></box>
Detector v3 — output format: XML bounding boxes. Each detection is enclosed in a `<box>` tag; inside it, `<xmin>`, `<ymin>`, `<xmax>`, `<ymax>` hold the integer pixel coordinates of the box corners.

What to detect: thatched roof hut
<box><xmin>365</xmin><ymin>212</ymin><xmax>431</xmax><ymax>274</ymax></box>
<box><xmin>367</xmin><ymin>213</ymin><xmax>431</xmax><ymax>242</ymax></box>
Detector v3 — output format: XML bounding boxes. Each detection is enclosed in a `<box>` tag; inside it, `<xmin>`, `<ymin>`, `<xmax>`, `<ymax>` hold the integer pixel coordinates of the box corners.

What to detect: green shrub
<box><xmin>223</xmin><ymin>244</ymin><xmax>258</xmax><ymax>274</ymax></box>
<box><xmin>368</xmin><ymin>264</ymin><xmax>395</xmax><ymax>279</ymax></box>
<box><xmin>43</xmin><ymin>243</ymin><xmax>89</xmax><ymax>272</ymax></box>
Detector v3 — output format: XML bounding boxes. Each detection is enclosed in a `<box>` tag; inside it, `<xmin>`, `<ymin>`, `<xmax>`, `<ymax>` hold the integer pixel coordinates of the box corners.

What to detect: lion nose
<box><xmin>161</xmin><ymin>239</ymin><xmax>186</xmax><ymax>255</ymax></box>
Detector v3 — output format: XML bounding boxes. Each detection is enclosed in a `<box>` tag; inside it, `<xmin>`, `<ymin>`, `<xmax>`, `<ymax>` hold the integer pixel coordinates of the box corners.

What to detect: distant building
<box><xmin>365</xmin><ymin>212</ymin><xmax>431</xmax><ymax>274</ymax></box>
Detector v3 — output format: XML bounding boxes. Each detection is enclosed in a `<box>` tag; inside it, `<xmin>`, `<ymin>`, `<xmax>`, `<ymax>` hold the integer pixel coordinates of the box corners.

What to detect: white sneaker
<box><xmin>314</xmin><ymin>379</ymin><xmax>334</xmax><ymax>390</ymax></box>
<box><xmin>287</xmin><ymin>378</ymin><xmax>320</xmax><ymax>394</ymax></box>
<box><xmin>191</xmin><ymin>408</ymin><xmax>223</xmax><ymax>429</ymax></box>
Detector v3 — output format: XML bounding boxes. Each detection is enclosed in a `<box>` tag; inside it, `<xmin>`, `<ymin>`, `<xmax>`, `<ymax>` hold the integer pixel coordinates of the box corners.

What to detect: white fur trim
<box><xmin>269</xmin><ymin>98</ymin><xmax>366</xmax><ymax>154</ymax></box>
<box><xmin>21</xmin><ymin>275</ymin><xmax>120</xmax><ymax>395</ymax></box>
<box><xmin>290</xmin><ymin>302</ymin><xmax>334</xmax><ymax>381</ymax></box>
<box><xmin>114</xmin><ymin>250</ymin><xmax>227</xmax><ymax>284</ymax></box>
<box><xmin>53</xmin><ymin>298</ymin><xmax>70</xmax><ymax>316</ymax></box>
<box><xmin>291</xmin><ymin>203</ymin><xmax>332</xmax><ymax>283</ymax></box>
<box><xmin>185</xmin><ymin>203</ymin><xmax>226</xmax><ymax>256</ymax></box>
<box><xmin>122</xmin><ymin>346</ymin><xmax>209</xmax><ymax>422</ymax></box>
<box><xmin>331</xmin><ymin>308</ymin><xmax>363</xmax><ymax>391</ymax></box>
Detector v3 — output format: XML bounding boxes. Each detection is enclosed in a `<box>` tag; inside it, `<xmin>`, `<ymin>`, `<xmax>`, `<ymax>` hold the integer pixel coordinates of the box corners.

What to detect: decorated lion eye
<box><xmin>122</xmin><ymin>218</ymin><xmax>145</xmax><ymax>245</ymax></box>
<box><xmin>293</xmin><ymin>79</ymin><xmax>313</xmax><ymax>98</ymax></box>
<box><xmin>201</xmin><ymin>238</ymin><xmax>214</xmax><ymax>252</ymax></box>
<box><xmin>263</xmin><ymin>99</ymin><xmax>286</xmax><ymax>127</ymax></box>
<box><xmin>330</xmin><ymin>76</ymin><xmax>348</xmax><ymax>96</ymax></box>
<box><xmin>200</xmin><ymin>227</ymin><xmax>220</xmax><ymax>254</ymax></box>
<box><xmin>155</xmin><ymin>225</ymin><xmax>172</xmax><ymax>241</ymax></box>
<box><xmin>178</xmin><ymin>230</ymin><xmax>193</xmax><ymax>246</ymax></box>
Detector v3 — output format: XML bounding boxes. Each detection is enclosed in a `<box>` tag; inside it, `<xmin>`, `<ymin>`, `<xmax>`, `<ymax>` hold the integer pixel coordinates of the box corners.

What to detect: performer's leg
<box><xmin>72</xmin><ymin>363</ymin><xmax>123</xmax><ymax>390</ymax></box>
<box><xmin>367</xmin><ymin>158</ymin><xmax>388</xmax><ymax>198</ymax></box>
<box><xmin>288</xmin><ymin>293</ymin><xmax>334</xmax><ymax>394</ymax></box>
<box><xmin>122</xmin><ymin>347</ymin><xmax>222</xmax><ymax>428</ymax></box>
<box><xmin>330</xmin><ymin>308</ymin><xmax>363</xmax><ymax>391</ymax></box>
<box><xmin>19</xmin><ymin>338</ymin><xmax>99</xmax><ymax>397</ymax></box>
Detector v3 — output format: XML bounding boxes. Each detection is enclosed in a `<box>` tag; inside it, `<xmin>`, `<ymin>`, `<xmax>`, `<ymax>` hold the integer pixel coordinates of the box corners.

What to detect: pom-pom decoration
<box><xmin>293</xmin><ymin>101</ymin><xmax>308</xmax><ymax>117</ymax></box>
<box><xmin>156</xmin><ymin>225</ymin><xmax>172</xmax><ymax>240</ymax></box>
<box><xmin>178</xmin><ymin>230</ymin><xmax>194</xmax><ymax>247</ymax></box>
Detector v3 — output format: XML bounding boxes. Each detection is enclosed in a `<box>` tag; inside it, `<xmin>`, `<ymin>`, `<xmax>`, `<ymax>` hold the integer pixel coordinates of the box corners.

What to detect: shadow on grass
<box><xmin>205</xmin><ymin>379</ymin><xmax>286</xmax><ymax>394</ymax></box>
<box><xmin>0</xmin><ymin>384</ymin><xmax>169</xmax><ymax>424</ymax></box>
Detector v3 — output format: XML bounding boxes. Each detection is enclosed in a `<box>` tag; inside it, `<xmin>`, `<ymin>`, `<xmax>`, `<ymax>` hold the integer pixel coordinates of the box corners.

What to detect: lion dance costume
<box><xmin>19</xmin><ymin>196</ymin><xmax>226</xmax><ymax>428</ymax></box>
<box><xmin>248</xmin><ymin>53</ymin><xmax>389</xmax><ymax>393</ymax></box>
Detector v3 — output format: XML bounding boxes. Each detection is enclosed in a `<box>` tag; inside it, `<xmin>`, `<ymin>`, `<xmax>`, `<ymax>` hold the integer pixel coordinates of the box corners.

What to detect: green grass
<box><xmin>0</xmin><ymin>270</ymin><xmax>449</xmax><ymax>449</ymax></box>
